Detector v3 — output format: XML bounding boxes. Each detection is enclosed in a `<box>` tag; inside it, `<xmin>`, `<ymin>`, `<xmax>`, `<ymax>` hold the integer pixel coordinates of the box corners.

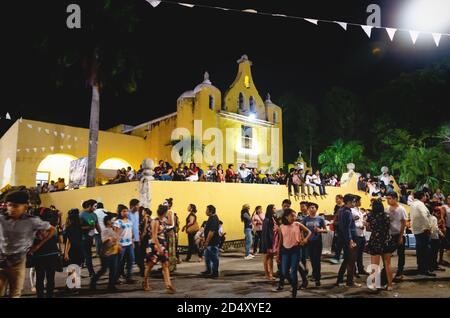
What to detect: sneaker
<box><xmin>273</xmin><ymin>285</ymin><xmax>284</xmax><ymax>292</ymax></box>
<box><xmin>335</xmin><ymin>282</ymin><xmax>345</xmax><ymax>287</ymax></box>
<box><xmin>244</xmin><ymin>255</ymin><xmax>254</xmax><ymax>260</ymax></box>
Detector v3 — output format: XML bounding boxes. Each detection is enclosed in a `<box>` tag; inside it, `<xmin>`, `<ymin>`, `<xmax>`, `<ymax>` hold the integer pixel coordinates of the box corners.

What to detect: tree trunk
<box><xmin>87</xmin><ymin>84</ymin><xmax>100</xmax><ymax>187</ymax></box>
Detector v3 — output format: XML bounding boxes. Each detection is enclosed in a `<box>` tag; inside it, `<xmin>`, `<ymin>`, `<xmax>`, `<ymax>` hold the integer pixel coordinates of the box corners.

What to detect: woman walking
<box><xmin>114</xmin><ymin>204</ymin><xmax>135</xmax><ymax>284</ymax></box>
<box><xmin>366</xmin><ymin>199</ymin><xmax>395</xmax><ymax>291</ymax></box>
<box><xmin>164</xmin><ymin>198</ymin><xmax>178</xmax><ymax>272</ymax></box>
<box><xmin>182</xmin><ymin>204</ymin><xmax>200</xmax><ymax>262</ymax></box>
<box><xmin>143</xmin><ymin>204</ymin><xmax>176</xmax><ymax>293</ymax></box>
<box><xmin>276</xmin><ymin>208</ymin><xmax>311</xmax><ymax>298</ymax></box>
<box><xmin>261</xmin><ymin>204</ymin><xmax>277</xmax><ymax>280</ymax></box>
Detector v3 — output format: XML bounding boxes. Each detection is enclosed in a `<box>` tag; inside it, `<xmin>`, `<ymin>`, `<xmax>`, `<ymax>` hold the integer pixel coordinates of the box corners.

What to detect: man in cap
<box><xmin>0</xmin><ymin>190</ymin><xmax>55</xmax><ymax>297</ymax></box>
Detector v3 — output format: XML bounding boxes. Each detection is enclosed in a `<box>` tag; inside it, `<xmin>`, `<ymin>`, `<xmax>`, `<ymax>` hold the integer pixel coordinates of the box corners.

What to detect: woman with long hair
<box><xmin>366</xmin><ymin>199</ymin><xmax>395</xmax><ymax>291</ymax></box>
<box><xmin>182</xmin><ymin>204</ymin><xmax>199</xmax><ymax>262</ymax></box>
<box><xmin>261</xmin><ymin>204</ymin><xmax>277</xmax><ymax>280</ymax></box>
<box><xmin>241</xmin><ymin>204</ymin><xmax>253</xmax><ymax>259</ymax></box>
<box><xmin>216</xmin><ymin>164</ymin><xmax>225</xmax><ymax>182</ymax></box>
<box><xmin>114</xmin><ymin>204</ymin><xmax>135</xmax><ymax>284</ymax></box>
<box><xmin>164</xmin><ymin>198</ymin><xmax>178</xmax><ymax>271</ymax></box>
<box><xmin>251</xmin><ymin>206</ymin><xmax>264</xmax><ymax>254</ymax></box>
<box><xmin>63</xmin><ymin>208</ymin><xmax>83</xmax><ymax>267</ymax></box>
<box><xmin>143</xmin><ymin>204</ymin><xmax>175</xmax><ymax>293</ymax></box>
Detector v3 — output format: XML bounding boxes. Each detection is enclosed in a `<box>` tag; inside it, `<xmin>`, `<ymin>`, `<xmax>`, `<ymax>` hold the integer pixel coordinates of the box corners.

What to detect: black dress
<box><xmin>65</xmin><ymin>225</ymin><xmax>83</xmax><ymax>266</ymax></box>
<box><xmin>260</xmin><ymin>217</ymin><xmax>275</xmax><ymax>254</ymax></box>
<box><xmin>367</xmin><ymin>212</ymin><xmax>394</xmax><ymax>255</ymax></box>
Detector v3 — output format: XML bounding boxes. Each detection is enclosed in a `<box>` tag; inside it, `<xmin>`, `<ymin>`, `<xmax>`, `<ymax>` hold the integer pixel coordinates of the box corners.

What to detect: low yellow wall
<box><xmin>40</xmin><ymin>175</ymin><xmax>392</xmax><ymax>246</ymax></box>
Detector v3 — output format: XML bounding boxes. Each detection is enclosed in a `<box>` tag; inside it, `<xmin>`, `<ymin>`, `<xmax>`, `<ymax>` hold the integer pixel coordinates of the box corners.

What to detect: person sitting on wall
<box><xmin>225</xmin><ymin>164</ymin><xmax>238</xmax><ymax>183</ymax></box>
<box><xmin>205</xmin><ymin>164</ymin><xmax>216</xmax><ymax>182</ymax></box>
<box><xmin>153</xmin><ymin>160</ymin><xmax>165</xmax><ymax>179</ymax></box>
<box><xmin>173</xmin><ymin>163</ymin><xmax>187</xmax><ymax>181</ymax></box>
<box><xmin>215</xmin><ymin>164</ymin><xmax>225</xmax><ymax>182</ymax></box>
<box><xmin>275</xmin><ymin>169</ymin><xmax>286</xmax><ymax>185</ymax></box>
<box><xmin>238</xmin><ymin>164</ymin><xmax>252</xmax><ymax>183</ymax></box>
<box><xmin>197</xmin><ymin>165</ymin><xmax>205</xmax><ymax>182</ymax></box>
<box><xmin>305</xmin><ymin>171</ymin><xmax>318</xmax><ymax>196</ymax></box>
<box><xmin>186</xmin><ymin>163</ymin><xmax>199</xmax><ymax>182</ymax></box>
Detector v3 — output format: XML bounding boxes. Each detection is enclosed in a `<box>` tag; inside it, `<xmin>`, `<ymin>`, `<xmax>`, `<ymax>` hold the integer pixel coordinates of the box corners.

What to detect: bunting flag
<box><xmin>61</xmin><ymin>133</ymin><xmax>65</xmax><ymax>138</ymax></box>
<box><xmin>25</xmin><ymin>148</ymin><xmax>30</xmax><ymax>153</ymax></box>
<box><xmin>33</xmin><ymin>148</ymin><xmax>37</xmax><ymax>152</ymax></box>
<box><xmin>19</xmin><ymin>117</ymin><xmax>23</xmax><ymax>123</ymax></box>
<box><xmin>361</xmin><ymin>25</ymin><xmax>373</xmax><ymax>38</ymax></box>
<box><xmin>386</xmin><ymin>28</ymin><xmax>397</xmax><ymax>41</ymax></box>
<box><xmin>45</xmin><ymin>129</ymin><xmax>50</xmax><ymax>134</ymax></box>
<box><xmin>41</xmin><ymin>147</ymin><xmax>46</xmax><ymax>152</ymax></box>
<box><xmin>67</xmin><ymin>145</ymin><xmax>72</xmax><ymax>150</ymax></box>
<box><xmin>145</xmin><ymin>0</ymin><xmax>450</xmax><ymax>47</ymax></box>
<box><xmin>50</xmin><ymin>146</ymin><xmax>55</xmax><ymax>151</ymax></box>
<box><xmin>60</xmin><ymin>146</ymin><xmax>64</xmax><ymax>150</ymax></box>
<box><xmin>37</xmin><ymin>127</ymin><xmax>42</xmax><ymax>133</ymax></box>
<box><xmin>27</xmin><ymin>124</ymin><xmax>33</xmax><ymax>129</ymax></box>
<box><xmin>53</xmin><ymin>131</ymin><xmax>58</xmax><ymax>136</ymax></box>
<box><xmin>74</xmin><ymin>137</ymin><xmax>78</xmax><ymax>142</ymax></box>
<box><xmin>5</xmin><ymin>113</ymin><xmax>11</xmax><ymax>120</ymax></box>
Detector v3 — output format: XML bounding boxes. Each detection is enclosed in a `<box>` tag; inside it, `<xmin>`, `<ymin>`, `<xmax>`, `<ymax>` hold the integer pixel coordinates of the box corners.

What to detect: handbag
<box><xmin>187</xmin><ymin>222</ymin><xmax>200</xmax><ymax>234</ymax></box>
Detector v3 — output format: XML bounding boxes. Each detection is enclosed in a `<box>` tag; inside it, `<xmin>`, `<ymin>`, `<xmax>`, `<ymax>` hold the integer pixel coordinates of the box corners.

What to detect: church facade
<box><xmin>0</xmin><ymin>55</ymin><xmax>283</xmax><ymax>188</ymax></box>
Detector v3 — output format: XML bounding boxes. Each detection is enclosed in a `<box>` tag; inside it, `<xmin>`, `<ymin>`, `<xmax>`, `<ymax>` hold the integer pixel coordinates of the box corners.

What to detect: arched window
<box><xmin>249</xmin><ymin>96</ymin><xmax>255</xmax><ymax>112</ymax></box>
<box><xmin>238</xmin><ymin>93</ymin><xmax>244</xmax><ymax>110</ymax></box>
<box><xmin>209</xmin><ymin>95</ymin><xmax>215</xmax><ymax>110</ymax></box>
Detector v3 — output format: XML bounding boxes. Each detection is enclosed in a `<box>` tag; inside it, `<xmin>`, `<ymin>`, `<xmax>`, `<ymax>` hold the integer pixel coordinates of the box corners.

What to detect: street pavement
<box><xmin>20</xmin><ymin>249</ymin><xmax>450</xmax><ymax>298</ymax></box>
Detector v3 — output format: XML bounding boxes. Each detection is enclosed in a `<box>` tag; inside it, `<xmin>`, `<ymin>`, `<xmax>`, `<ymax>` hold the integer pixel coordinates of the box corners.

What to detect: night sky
<box><xmin>1</xmin><ymin>0</ymin><xmax>450</xmax><ymax>135</ymax></box>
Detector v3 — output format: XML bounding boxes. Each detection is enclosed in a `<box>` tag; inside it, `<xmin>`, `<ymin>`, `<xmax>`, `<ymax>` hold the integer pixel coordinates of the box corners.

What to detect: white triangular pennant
<box><xmin>17</xmin><ymin>149</ymin><xmax>21</xmax><ymax>152</ymax></box>
<box><xmin>61</xmin><ymin>133</ymin><xmax>65</xmax><ymax>138</ymax></box>
<box><xmin>5</xmin><ymin>113</ymin><xmax>11</xmax><ymax>120</ymax></box>
<box><xmin>335</xmin><ymin>21</ymin><xmax>347</xmax><ymax>30</ymax></box>
<box><xmin>410</xmin><ymin>30</ymin><xmax>420</xmax><ymax>44</ymax></box>
<box><xmin>25</xmin><ymin>148</ymin><xmax>30</xmax><ymax>153</ymax></box>
<box><xmin>243</xmin><ymin>9</ymin><xmax>257</xmax><ymax>14</ymax></box>
<box><xmin>74</xmin><ymin>137</ymin><xmax>78</xmax><ymax>142</ymax></box>
<box><xmin>385</xmin><ymin>28</ymin><xmax>397</xmax><ymax>41</ymax></box>
<box><xmin>54</xmin><ymin>131</ymin><xmax>58</xmax><ymax>136</ymax></box>
<box><xmin>67</xmin><ymin>134</ymin><xmax>71</xmax><ymax>139</ymax></box>
<box><xmin>60</xmin><ymin>146</ymin><xmax>64</xmax><ymax>150</ymax></box>
<box><xmin>27</xmin><ymin>124</ymin><xmax>33</xmax><ymax>129</ymax></box>
<box><xmin>67</xmin><ymin>145</ymin><xmax>72</xmax><ymax>150</ymax></box>
<box><xmin>50</xmin><ymin>146</ymin><xmax>54</xmax><ymax>151</ymax></box>
<box><xmin>19</xmin><ymin>117</ymin><xmax>23</xmax><ymax>123</ymax></box>
<box><xmin>179</xmin><ymin>3</ymin><xmax>194</xmax><ymax>8</ymax></box>
<box><xmin>432</xmin><ymin>33</ymin><xmax>442</xmax><ymax>47</ymax></box>
<box><xmin>304</xmin><ymin>18</ymin><xmax>318</xmax><ymax>25</ymax></box>
<box><xmin>146</xmin><ymin>0</ymin><xmax>161</xmax><ymax>8</ymax></box>
<box><xmin>45</xmin><ymin>129</ymin><xmax>50</xmax><ymax>134</ymax></box>
<box><xmin>361</xmin><ymin>25</ymin><xmax>373</xmax><ymax>38</ymax></box>
<box><xmin>37</xmin><ymin>127</ymin><xmax>42</xmax><ymax>133</ymax></box>
<box><xmin>41</xmin><ymin>147</ymin><xmax>46</xmax><ymax>152</ymax></box>
<box><xmin>33</xmin><ymin>148</ymin><xmax>37</xmax><ymax>152</ymax></box>
<box><xmin>89</xmin><ymin>140</ymin><xmax>93</xmax><ymax>145</ymax></box>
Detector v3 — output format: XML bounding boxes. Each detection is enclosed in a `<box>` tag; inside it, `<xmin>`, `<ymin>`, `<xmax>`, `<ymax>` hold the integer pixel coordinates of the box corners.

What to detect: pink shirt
<box><xmin>280</xmin><ymin>222</ymin><xmax>302</xmax><ymax>249</ymax></box>
<box><xmin>252</xmin><ymin>213</ymin><xmax>265</xmax><ymax>232</ymax></box>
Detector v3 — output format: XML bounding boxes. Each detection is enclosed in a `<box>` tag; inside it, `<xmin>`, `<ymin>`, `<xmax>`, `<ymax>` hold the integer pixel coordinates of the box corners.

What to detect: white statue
<box><xmin>379</xmin><ymin>166</ymin><xmax>391</xmax><ymax>187</ymax></box>
<box><xmin>139</xmin><ymin>158</ymin><xmax>155</xmax><ymax>208</ymax></box>
<box><xmin>340</xmin><ymin>163</ymin><xmax>359</xmax><ymax>186</ymax></box>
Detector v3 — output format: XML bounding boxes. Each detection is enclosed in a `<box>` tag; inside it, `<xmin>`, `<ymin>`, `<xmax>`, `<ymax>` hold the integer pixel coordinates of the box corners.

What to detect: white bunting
<box><xmin>335</xmin><ymin>21</ymin><xmax>347</xmax><ymax>31</ymax></box>
<box><xmin>5</xmin><ymin>113</ymin><xmax>11</xmax><ymax>120</ymax></box>
<box><xmin>33</xmin><ymin>148</ymin><xmax>37</xmax><ymax>152</ymax></box>
<box><xmin>74</xmin><ymin>137</ymin><xmax>78</xmax><ymax>142</ymax></box>
<box><xmin>67</xmin><ymin>134</ymin><xmax>71</xmax><ymax>139</ymax></box>
<box><xmin>361</xmin><ymin>25</ymin><xmax>373</xmax><ymax>38</ymax></box>
<box><xmin>41</xmin><ymin>147</ymin><xmax>46</xmax><ymax>152</ymax></box>
<box><xmin>19</xmin><ymin>117</ymin><xmax>23</xmax><ymax>123</ymax></box>
<box><xmin>17</xmin><ymin>149</ymin><xmax>21</xmax><ymax>152</ymax></box>
<box><xmin>432</xmin><ymin>33</ymin><xmax>442</xmax><ymax>47</ymax></box>
<box><xmin>179</xmin><ymin>3</ymin><xmax>194</xmax><ymax>8</ymax></box>
<box><xmin>304</xmin><ymin>18</ymin><xmax>318</xmax><ymax>25</ymax></box>
<box><xmin>273</xmin><ymin>14</ymin><xmax>287</xmax><ymax>18</ymax></box>
<box><xmin>89</xmin><ymin>140</ymin><xmax>93</xmax><ymax>145</ymax></box>
<box><xmin>67</xmin><ymin>145</ymin><xmax>72</xmax><ymax>150</ymax></box>
<box><xmin>54</xmin><ymin>131</ymin><xmax>58</xmax><ymax>136</ymax></box>
<box><xmin>45</xmin><ymin>129</ymin><xmax>50</xmax><ymax>134</ymax></box>
<box><xmin>50</xmin><ymin>146</ymin><xmax>54</xmax><ymax>151</ymax></box>
<box><xmin>146</xmin><ymin>0</ymin><xmax>161</xmax><ymax>8</ymax></box>
<box><xmin>37</xmin><ymin>127</ymin><xmax>42</xmax><ymax>133</ymax></box>
<box><xmin>27</xmin><ymin>124</ymin><xmax>33</xmax><ymax>129</ymax></box>
<box><xmin>385</xmin><ymin>28</ymin><xmax>397</xmax><ymax>41</ymax></box>
<box><xmin>60</xmin><ymin>146</ymin><xmax>64</xmax><ymax>150</ymax></box>
<box><xmin>243</xmin><ymin>9</ymin><xmax>257</xmax><ymax>14</ymax></box>
<box><xmin>25</xmin><ymin>148</ymin><xmax>30</xmax><ymax>153</ymax></box>
<box><xmin>410</xmin><ymin>31</ymin><xmax>420</xmax><ymax>44</ymax></box>
<box><xmin>61</xmin><ymin>133</ymin><xmax>65</xmax><ymax>138</ymax></box>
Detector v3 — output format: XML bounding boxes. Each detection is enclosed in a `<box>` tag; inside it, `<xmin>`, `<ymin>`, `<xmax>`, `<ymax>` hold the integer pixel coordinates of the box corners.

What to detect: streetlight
<box><xmin>399</xmin><ymin>0</ymin><xmax>450</xmax><ymax>33</ymax></box>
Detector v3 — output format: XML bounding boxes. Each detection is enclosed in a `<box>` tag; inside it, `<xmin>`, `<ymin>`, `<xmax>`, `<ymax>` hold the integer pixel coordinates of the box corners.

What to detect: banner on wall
<box><xmin>69</xmin><ymin>157</ymin><xmax>88</xmax><ymax>189</ymax></box>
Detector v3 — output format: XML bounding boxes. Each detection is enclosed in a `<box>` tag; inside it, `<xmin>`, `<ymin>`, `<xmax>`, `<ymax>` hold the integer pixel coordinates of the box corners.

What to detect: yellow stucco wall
<box><xmin>40</xmin><ymin>174</ymin><xmax>396</xmax><ymax>246</ymax></box>
<box><xmin>9</xmin><ymin>119</ymin><xmax>147</xmax><ymax>187</ymax></box>
<box><xmin>0</xmin><ymin>121</ymin><xmax>19</xmax><ymax>187</ymax></box>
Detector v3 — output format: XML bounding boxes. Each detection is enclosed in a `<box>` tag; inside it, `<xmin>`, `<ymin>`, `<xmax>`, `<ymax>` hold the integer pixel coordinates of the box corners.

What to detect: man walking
<box><xmin>129</xmin><ymin>199</ymin><xmax>144</xmax><ymax>277</ymax></box>
<box><xmin>80</xmin><ymin>199</ymin><xmax>101</xmax><ymax>277</ymax></box>
<box><xmin>201</xmin><ymin>205</ymin><xmax>220</xmax><ymax>278</ymax></box>
<box><xmin>386</xmin><ymin>192</ymin><xmax>407</xmax><ymax>280</ymax></box>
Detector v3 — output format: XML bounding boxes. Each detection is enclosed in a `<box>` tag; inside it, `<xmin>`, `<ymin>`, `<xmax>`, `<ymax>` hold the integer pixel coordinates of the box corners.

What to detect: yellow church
<box><xmin>0</xmin><ymin>55</ymin><xmax>283</xmax><ymax>188</ymax></box>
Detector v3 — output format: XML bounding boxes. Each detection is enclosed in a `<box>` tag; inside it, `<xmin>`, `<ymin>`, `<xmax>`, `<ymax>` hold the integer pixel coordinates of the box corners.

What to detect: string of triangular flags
<box><xmin>146</xmin><ymin>0</ymin><xmax>449</xmax><ymax>47</ymax></box>
<box><xmin>0</xmin><ymin>113</ymin><xmax>12</xmax><ymax>120</ymax></box>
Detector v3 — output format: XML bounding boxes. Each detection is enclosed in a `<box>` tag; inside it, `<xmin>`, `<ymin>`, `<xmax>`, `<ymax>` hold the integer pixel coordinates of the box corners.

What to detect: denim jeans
<box><xmin>415</xmin><ymin>232</ymin><xmax>431</xmax><ymax>273</ymax></box>
<box><xmin>253</xmin><ymin>231</ymin><xmax>262</xmax><ymax>254</ymax></box>
<box><xmin>118</xmin><ymin>245</ymin><xmax>135</xmax><ymax>280</ymax></box>
<box><xmin>81</xmin><ymin>238</ymin><xmax>94</xmax><ymax>276</ymax></box>
<box><xmin>280</xmin><ymin>246</ymin><xmax>301</xmax><ymax>290</ymax></box>
<box><xmin>204</xmin><ymin>245</ymin><xmax>220</xmax><ymax>274</ymax></box>
<box><xmin>94</xmin><ymin>234</ymin><xmax>102</xmax><ymax>257</ymax></box>
<box><xmin>244</xmin><ymin>228</ymin><xmax>253</xmax><ymax>256</ymax></box>
<box><xmin>92</xmin><ymin>254</ymin><xmax>118</xmax><ymax>289</ymax></box>
<box><xmin>158</xmin><ymin>175</ymin><xmax>173</xmax><ymax>181</ymax></box>
<box><xmin>307</xmin><ymin>239</ymin><xmax>323</xmax><ymax>281</ymax></box>
<box><xmin>392</xmin><ymin>234</ymin><xmax>406</xmax><ymax>274</ymax></box>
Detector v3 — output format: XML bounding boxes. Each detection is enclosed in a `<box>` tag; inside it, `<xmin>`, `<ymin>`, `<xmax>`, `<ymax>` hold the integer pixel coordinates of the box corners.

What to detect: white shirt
<box><xmin>94</xmin><ymin>208</ymin><xmax>108</xmax><ymax>234</ymax></box>
<box><xmin>380</xmin><ymin>174</ymin><xmax>391</xmax><ymax>187</ymax></box>
<box><xmin>113</xmin><ymin>219</ymin><xmax>133</xmax><ymax>247</ymax></box>
<box><xmin>312</xmin><ymin>174</ymin><xmax>321</xmax><ymax>185</ymax></box>
<box><xmin>386</xmin><ymin>205</ymin><xmax>407</xmax><ymax>235</ymax></box>
<box><xmin>407</xmin><ymin>195</ymin><xmax>415</xmax><ymax>206</ymax></box>
<box><xmin>238</xmin><ymin>168</ymin><xmax>251</xmax><ymax>179</ymax></box>
<box><xmin>305</xmin><ymin>175</ymin><xmax>314</xmax><ymax>185</ymax></box>
<box><xmin>329</xmin><ymin>177</ymin><xmax>337</xmax><ymax>186</ymax></box>
<box><xmin>409</xmin><ymin>199</ymin><xmax>431</xmax><ymax>235</ymax></box>
<box><xmin>429</xmin><ymin>215</ymin><xmax>440</xmax><ymax>240</ymax></box>
<box><xmin>351</xmin><ymin>207</ymin><xmax>365</xmax><ymax>237</ymax></box>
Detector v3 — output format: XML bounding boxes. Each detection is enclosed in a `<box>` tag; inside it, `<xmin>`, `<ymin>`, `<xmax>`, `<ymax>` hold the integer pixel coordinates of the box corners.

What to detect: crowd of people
<box><xmin>38</xmin><ymin>178</ymin><xmax>67</xmax><ymax>194</ymax></box>
<box><xmin>1</xmin><ymin>186</ymin><xmax>449</xmax><ymax>298</ymax></box>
